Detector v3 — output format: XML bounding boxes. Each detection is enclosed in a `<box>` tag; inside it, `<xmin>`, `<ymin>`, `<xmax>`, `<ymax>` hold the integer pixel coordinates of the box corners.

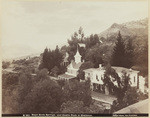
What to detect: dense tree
<box><xmin>125</xmin><ymin>38</ymin><xmax>134</xmax><ymax>68</ymax></box>
<box><xmin>123</xmin><ymin>87</ymin><xmax>139</xmax><ymax>106</ymax></box>
<box><xmin>2</xmin><ymin>73</ymin><xmax>20</xmax><ymax>114</ymax></box>
<box><xmin>67</xmin><ymin>27</ymin><xmax>86</xmax><ymax>61</ymax></box>
<box><xmin>42</xmin><ymin>47</ymin><xmax>49</xmax><ymax>69</ymax></box>
<box><xmin>54</xmin><ymin>45</ymin><xmax>63</xmax><ymax>67</ymax></box>
<box><xmin>85</xmin><ymin>34</ymin><xmax>100</xmax><ymax>49</ymax></box>
<box><xmin>61</xmin><ymin>100</ymin><xmax>103</xmax><ymax>113</ymax></box>
<box><xmin>51</xmin><ymin>66</ymin><xmax>59</xmax><ymax>77</ymax></box>
<box><xmin>19</xmin><ymin>79</ymin><xmax>65</xmax><ymax>113</ymax></box>
<box><xmin>103</xmin><ymin>64</ymin><xmax>142</xmax><ymax>112</ymax></box>
<box><xmin>57</xmin><ymin>79</ymin><xmax>65</xmax><ymax>89</ymax></box>
<box><xmin>111</xmin><ymin>87</ymin><xmax>140</xmax><ymax>112</ymax></box>
<box><xmin>36</xmin><ymin>68</ymin><xmax>49</xmax><ymax>82</ymax></box>
<box><xmin>63</xmin><ymin>79</ymin><xmax>92</xmax><ymax>106</ymax></box>
<box><xmin>85</xmin><ymin>45</ymin><xmax>104</xmax><ymax>68</ymax></box>
<box><xmin>60</xmin><ymin>45</ymin><xmax>68</xmax><ymax>55</ymax></box>
<box><xmin>17</xmin><ymin>72</ymin><xmax>33</xmax><ymax>105</ymax></box>
<box><xmin>111</xmin><ymin>31</ymin><xmax>126</xmax><ymax>67</ymax></box>
<box><xmin>2</xmin><ymin>73</ymin><xmax>19</xmax><ymax>89</ymax></box>
<box><xmin>134</xmin><ymin>39</ymin><xmax>148</xmax><ymax>76</ymax></box>
<box><xmin>77</xmin><ymin>61</ymin><xmax>94</xmax><ymax>80</ymax></box>
<box><xmin>40</xmin><ymin>46</ymin><xmax>63</xmax><ymax>73</ymax></box>
<box><xmin>2</xmin><ymin>61</ymin><xmax>10</xmax><ymax>69</ymax></box>
<box><xmin>104</xmin><ymin>66</ymin><xmax>131</xmax><ymax>100</ymax></box>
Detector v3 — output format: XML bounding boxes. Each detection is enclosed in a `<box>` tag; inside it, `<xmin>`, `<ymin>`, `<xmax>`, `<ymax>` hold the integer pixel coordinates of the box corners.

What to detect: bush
<box><xmin>63</xmin><ymin>79</ymin><xmax>92</xmax><ymax>106</ymax></box>
<box><xmin>19</xmin><ymin>79</ymin><xmax>65</xmax><ymax>113</ymax></box>
<box><xmin>2</xmin><ymin>61</ymin><xmax>10</xmax><ymax>69</ymax></box>
<box><xmin>61</xmin><ymin>100</ymin><xmax>103</xmax><ymax>113</ymax></box>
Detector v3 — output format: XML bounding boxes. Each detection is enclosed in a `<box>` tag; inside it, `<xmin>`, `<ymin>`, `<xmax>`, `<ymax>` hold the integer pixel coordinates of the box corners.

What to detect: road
<box><xmin>92</xmin><ymin>91</ymin><xmax>117</xmax><ymax>105</ymax></box>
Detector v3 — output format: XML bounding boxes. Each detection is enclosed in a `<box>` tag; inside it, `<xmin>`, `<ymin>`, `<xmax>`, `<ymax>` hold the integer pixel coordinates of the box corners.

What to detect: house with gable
<box><xmin>84</xmin><ymin>64</ymin><xmax>145</xmax><ymax>95</ymax></box>
<box><xmin>58</xmin><ymin>46</ymin><xmax>84</xmax><ymax>80</ymax></box>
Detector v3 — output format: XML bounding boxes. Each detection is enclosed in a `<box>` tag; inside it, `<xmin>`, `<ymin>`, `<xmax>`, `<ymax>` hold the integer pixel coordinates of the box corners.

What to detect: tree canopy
<box><xmin>77</xmin><ymin>61</ymin><xmax>94</xmax><ymax>80</ymax></box>
<box><xmin>111</xmin><ymin>31</ymin><xmax>126</xmax><ymax>67</ymax></box>
<box><xmin>40</xmin><ymin>46</ymin><xmax>63</xmax><ymax>75</ymax></box>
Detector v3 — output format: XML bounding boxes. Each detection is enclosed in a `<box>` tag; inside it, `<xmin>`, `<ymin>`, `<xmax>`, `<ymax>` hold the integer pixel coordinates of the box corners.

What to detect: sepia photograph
<box><xmin>1</xmin><ymin>0</ymin><xmax>149</xmax><ymax>117</ymax></box>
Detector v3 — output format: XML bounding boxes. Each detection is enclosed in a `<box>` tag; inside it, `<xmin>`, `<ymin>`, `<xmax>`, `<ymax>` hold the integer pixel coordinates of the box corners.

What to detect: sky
<box><xmin>1</xmin><ymin>0</ymin><xmax>148</xmax><ymax>59</ymax></box>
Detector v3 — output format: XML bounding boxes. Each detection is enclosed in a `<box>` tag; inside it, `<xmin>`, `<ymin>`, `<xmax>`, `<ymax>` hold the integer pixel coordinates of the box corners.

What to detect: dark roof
<box><xmin>112</xmin><ymin>66</ymin><xmax>139</xmax><ymax>73</ymax></box>
<box><xmin>84</xmin><ymin>66</ymin><xmax>139</xmax><ymax>73</ymax></box>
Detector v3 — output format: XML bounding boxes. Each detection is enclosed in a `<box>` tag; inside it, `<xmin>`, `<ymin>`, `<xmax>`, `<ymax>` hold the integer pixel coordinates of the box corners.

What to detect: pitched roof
<box><xmin>63</xmin><ymin>57</ymin><xmax>69</xmax><ymax>62</ymax></box>
<box><xmin>115</xmin><ymin>99</ymin><xmax>148</xmax><ymax>113</ymax></box>
<box><xmin>72</xmin><ymin>61</ymin><xmax>83</xmax><ymax>69</ymax></box>
<box><xmin>58</xmin><ymin>74</ymin><xmax>75</xmax><ymax>79</ymax></box>
<box><xmin>83</xmin><ymin>67</ymin><xmax>105</xmax><ymax>73</ymax></box>
<box><xmin>74</xmin><ymin>47</ymin><xmax>81</xmax><ymax>57</ymax></box>
<box><xmin>112</xmin><ymin>66</ymin><xmax>139</xmax><ymax>73</ymax></box>
<box><xmin>67</xmin><ymin>61</ymin><xmax>83</xmax><ymax>69</ymax></box>
<box><xmin>84</xmin><ymin>66</ymin><xmax>139</xmax><ymax>74</ymax></box>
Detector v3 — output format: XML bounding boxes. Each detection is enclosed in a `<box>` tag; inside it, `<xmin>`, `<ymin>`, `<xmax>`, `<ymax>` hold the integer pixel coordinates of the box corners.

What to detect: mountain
<box><xmin>99</xmin><ymin>18</ymin><xmax>148</xmax><ymax>39</ymax></box>
<box><xmin>2</xmin><ymin>44</ymin><xmax>41</xmax><ymax>61</ymax></box>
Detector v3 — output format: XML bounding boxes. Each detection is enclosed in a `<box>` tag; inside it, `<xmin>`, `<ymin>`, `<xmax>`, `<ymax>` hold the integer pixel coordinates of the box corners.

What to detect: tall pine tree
<box><xmin>43</xmin><ymin>47</ymin><xmax>49</xmax><ymax>69</ymax></box>
<box><xmin>54</xmin><ymin>45</ymin><xmax>63</xmax><ymax>67</ymax></box>
<box><xmin>125</xmin><ymin>38</ymin><xmax>134</xmax><ymax>68</ymax></box>
<box><xmin>112</xmin><ymin>31</ymin><xmax>126</xmax><ymax>67</ymax></box>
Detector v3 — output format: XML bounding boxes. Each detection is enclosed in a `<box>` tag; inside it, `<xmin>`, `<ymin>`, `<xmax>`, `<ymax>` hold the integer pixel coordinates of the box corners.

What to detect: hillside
<box><xmin>98</xmin><ymin>18</ymin><xmax>148</xmax><ymax>58</ymax></box>
<box><xmin>99</xmin><ymin>18</ymin><xmax>148</xmax><ymax>39</ymax></box>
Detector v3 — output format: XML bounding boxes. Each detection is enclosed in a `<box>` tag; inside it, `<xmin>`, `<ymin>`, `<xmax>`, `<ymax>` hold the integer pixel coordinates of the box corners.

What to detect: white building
<box><xmin>84</xmin><ymin>64</ymin><xmax>145</xmax><ymax>94</ymax></box>
<box><xmin>58</xmin><ymin>46</ymin><xmax>83</xmax><ymax>80</ymax></box>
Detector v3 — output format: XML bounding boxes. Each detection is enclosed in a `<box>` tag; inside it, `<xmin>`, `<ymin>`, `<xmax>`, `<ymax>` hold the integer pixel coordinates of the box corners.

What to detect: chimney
<box><xmin>99</xmin><ymin>64</ymin><xmax>102</xmax><ymax>68</ymax></box>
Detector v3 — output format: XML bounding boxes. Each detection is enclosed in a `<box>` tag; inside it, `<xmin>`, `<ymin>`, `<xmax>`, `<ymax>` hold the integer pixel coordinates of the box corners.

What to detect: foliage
<box><xmin>104</xmin><ymin>65</ymin><xmax>143</xmax><ymax>112</ymax></box>
<box><xmin>61</xmin><ymin>100</ymin><xmax>103</xmax><ymax>113</ymax></box>
<box><xmin>35</xmin><ymin>68</ymin><xmax>49</xmax><ymax>82</ymax></box>
<box><xmin>134</xmin><ymin>38</ymin><xmax>148</xmax><ymax>76</ymax></box>
<box><xmin>41</xmin><ymin>46</ymin><xmax>63</xmax><ymax>72</ymax></box>
<box><xmin>63</xmin><ymin>79</ymin><xmax>92</xmax><ymax>106</ymax></box>
<box><xmin>85</xmin><ymin>45</ymin><xmax>104</xmax><ymax>68</ymax></box>
<box><xmin>77</xmin><ymin>61</ymin><xmax>94</xmax><ymax>80</ymax></box>
<box><xmin>2</xmin><ymin>73</ymin><xmax>20</xmax><ymax>114</ymax></box>
<box><xmin>111</xmin><ymin>31</ymin><xmax>127</xmax><ymax>67</ymax></box>
<box><xmin>61</xmin><ymin>101</ymin><xmax>85</xmax><ymax>113</ymax></box>
<box><xmin>137</xmin><ymin>91</ymin><xmax>148</xmax><ymax>100</ymax></box>
<box><xmin>2</xmin><ymin>61</ymin><xmax>10</xmax><ymax>69</ymax></box>
<box><xmin>103</xmin><ymin>64</ymin><xmax>131</xmax><ymax>102</ymax></box>
<box><xmin>57</xmin><ymin>79</ymin><xmax>65</xmax><ymax>89</ymax></box>
<box><xmin>19</xmin><ymin>79</ymin><xmax>65</xmax><ymax>113</ymax></box>
<box><xmin>67</xmin><ymin>27</ymin><xmax>86</xmax><ymax>62</ymax></box>
<box><xmin>123</xmin><ymin>87</ymin><xmax>139</xmax><ymax>106</ymax></box>
<box><xmin>17</xmin><ymin>72</ymin><xmax>33</xmax><ymax>105</ymax></box>
<box><xmin>125</xmin><ymin>38</ymin><xmax>134</xmax><ymax>68</ymax></box>
<box><xmin>59</xmin><ymin>65</ymin><xmax>67</xmax><ymax>74</ymax></box>
<box><xmin>85</xmin><ymin>34</ymin><xmax>100</xmax><ymax>49</ymax></box>
<box><xmin>111</xmin><ymin>87</ymin><xmax>140</xmax><ymax>112</ymax></box>
<box><xmin>2</xmin><ymin>73</ymin><xmax>19</xmax><ymax>89</ymax></box>
<box><xmin>51</xmin><ymin>66</ymin><xmax>60</xmax><ymax>77</ymax></box>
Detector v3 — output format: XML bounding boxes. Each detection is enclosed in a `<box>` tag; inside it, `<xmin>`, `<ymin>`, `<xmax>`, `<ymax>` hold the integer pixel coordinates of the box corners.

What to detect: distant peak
<box><xmin>111</xmin><ymin>23</ymin><xmax>120</xmax><ymax>28</ymax></box>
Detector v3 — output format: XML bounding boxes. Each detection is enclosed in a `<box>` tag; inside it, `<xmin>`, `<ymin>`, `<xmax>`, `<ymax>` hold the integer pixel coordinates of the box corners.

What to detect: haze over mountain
<box><xmin>2</xmin><ymin>18</ymin><xmax>148</xmax><ymax>61</ymax></box>
<box><xmin>99</xmin><ymin>18</ymin><xmax>148</xmax><ymax>39</ymax></box>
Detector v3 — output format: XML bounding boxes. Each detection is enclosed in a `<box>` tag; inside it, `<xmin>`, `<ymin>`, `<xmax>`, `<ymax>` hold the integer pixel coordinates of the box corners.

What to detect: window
<box><xmin>96</xmin><ymin>75</ymin><xmax>99</xmax><ymax>81</ymax></box>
